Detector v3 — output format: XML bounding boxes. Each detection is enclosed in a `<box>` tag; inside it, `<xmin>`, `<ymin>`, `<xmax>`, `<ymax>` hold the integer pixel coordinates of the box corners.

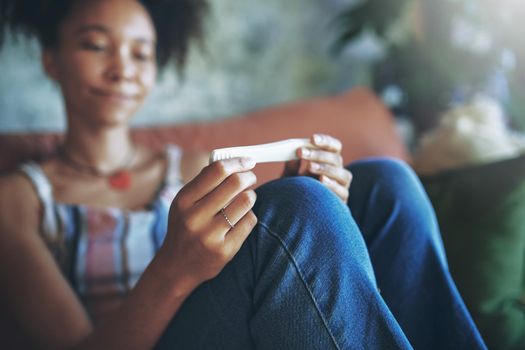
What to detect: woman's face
<box><xmin>44</xmin><ymin>0</ymin><xmax>157</xmax><ymax>127</ymax></box>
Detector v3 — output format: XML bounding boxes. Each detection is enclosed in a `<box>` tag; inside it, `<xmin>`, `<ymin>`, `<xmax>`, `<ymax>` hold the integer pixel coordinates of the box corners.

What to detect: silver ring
<box><xmin>220</xmin><ymin>208</ymin><xmax>235</xmax><ymax>229</ymax></box>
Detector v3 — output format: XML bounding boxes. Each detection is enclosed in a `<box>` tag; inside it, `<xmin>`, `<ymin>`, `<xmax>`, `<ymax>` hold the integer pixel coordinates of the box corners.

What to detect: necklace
<box><xmin>58</xmin><ymin>146</ymin><xmax>137</xmax><ymax>191</ymax></box>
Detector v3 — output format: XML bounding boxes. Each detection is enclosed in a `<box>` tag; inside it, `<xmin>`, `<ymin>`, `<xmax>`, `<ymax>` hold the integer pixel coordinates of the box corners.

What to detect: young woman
<box><xmin>0</xmin><ymin>0</ymin><xmax>486</xmax><ymax>349</ymax></box>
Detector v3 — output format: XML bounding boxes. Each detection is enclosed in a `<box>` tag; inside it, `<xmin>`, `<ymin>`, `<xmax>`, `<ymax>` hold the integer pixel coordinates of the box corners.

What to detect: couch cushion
<box><xmin>0</xmin><ymin>88</ymin><xmax>409</xmax><ymax>183</ymax></box>
<box><xmin>420</xmin><ymin>154</ymin><xmax>525</xmax><ymax>349</ymax></box>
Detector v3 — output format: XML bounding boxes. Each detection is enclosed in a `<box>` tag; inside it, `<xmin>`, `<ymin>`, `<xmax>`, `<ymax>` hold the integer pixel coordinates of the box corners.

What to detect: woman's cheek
<box><xmin>142</xmin><ymin>66</ymin><xmax>157</xmax><ymax>93</ymax></box>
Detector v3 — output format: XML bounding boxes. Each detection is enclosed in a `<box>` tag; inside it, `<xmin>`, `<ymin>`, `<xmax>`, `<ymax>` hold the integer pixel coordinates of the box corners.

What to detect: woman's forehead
<box><xmin>63</xmin><ymin>0</ymin><xmax>156</xmax><ymax>41</ymax></box>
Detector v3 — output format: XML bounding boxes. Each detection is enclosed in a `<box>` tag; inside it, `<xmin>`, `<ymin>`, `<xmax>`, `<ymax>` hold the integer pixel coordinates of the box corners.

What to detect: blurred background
<box><xmin>0</xmin><ymin>0</ymin><xmax>361</xmax><ymax>132</ymax></box>
<box><xmin>333</xmin><ymin>0</ymin><xmax>525</xmax><ymax>138</ymax></box>
<box><xmin>1</xmin><ymin>0</ymin><xmax>524</xmax><ymax>145</ymax></box>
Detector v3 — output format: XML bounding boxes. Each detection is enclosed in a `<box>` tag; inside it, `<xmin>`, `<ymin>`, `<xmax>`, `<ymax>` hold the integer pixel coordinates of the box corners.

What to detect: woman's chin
<box><xmin>78</xmin><ymin>110</ymin><xmax>135</xmax><ymax>129</ymax></box>
<box><xmin>67</xmin><ymin>97</ymin><xmax>143</xmax><ymax>129</ymax></box>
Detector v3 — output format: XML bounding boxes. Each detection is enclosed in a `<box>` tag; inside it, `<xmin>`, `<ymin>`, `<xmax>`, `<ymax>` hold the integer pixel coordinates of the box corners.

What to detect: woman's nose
<box><xmin>106</xmin><ymin>50</ymin><xmax>136</xmax><ymax>82</ymax></box>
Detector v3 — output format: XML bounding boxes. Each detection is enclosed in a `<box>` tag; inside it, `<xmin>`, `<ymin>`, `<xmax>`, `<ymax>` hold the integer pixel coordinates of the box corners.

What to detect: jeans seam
<box><xmin>258</xmin><ymin>221</ymin><xmax>342</xmax><ymax>350</ymax></box>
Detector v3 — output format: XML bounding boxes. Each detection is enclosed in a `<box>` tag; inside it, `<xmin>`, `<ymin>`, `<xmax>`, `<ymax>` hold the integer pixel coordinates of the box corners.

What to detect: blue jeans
<box><xmin>156</xmin><ymin>158</ymin><xmax>486</xmax><ymax>349</ymax></box>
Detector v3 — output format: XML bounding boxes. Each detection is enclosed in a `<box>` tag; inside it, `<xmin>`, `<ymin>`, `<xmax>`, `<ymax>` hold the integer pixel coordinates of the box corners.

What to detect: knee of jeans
<box><xmin>256</xmin><ymin>176</ymin><xmax>341</xmax><ymax>209</ymax></box>
<box><xmin>349</xmin><ymin>158</ymin><xmax>415</xmax><ymax>189</ymax></box>
<box><xmin>350</xmin><ymin>158</ymin><xmax>433</xmax><ymax>215</ymax></box>
<box><xmin>254</xmin><ymin>176</ymin><xmax>372</xmax><ymax>267</ymax></box>
<box><xmin>350</xmin><ymin>158</ymin><xmax>445</xmax><ymax>258</ymax></box>
<box><xmin>255</xmin><ymin>176</ymin><xmax>350</xmax><ymax>230</ymax></box>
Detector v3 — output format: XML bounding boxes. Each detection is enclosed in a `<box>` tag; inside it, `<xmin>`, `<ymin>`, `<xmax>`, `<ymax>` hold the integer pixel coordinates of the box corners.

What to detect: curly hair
<box><xmin>0</xmin><ymin>0</ymin><xmax>209</xmax><ymax>71</ymax></box>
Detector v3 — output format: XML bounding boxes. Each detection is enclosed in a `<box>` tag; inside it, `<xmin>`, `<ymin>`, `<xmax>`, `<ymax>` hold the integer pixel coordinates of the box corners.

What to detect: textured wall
<box><xmin>0</xmin><ymin>0</ymin><xmax>367</xmax><ymax>133</ymax></box>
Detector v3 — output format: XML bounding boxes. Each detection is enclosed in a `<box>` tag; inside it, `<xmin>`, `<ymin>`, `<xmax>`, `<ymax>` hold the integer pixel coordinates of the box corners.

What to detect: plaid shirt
<box><xmin>19</xmin><ymin>145</ymin><xmax>184</xmax><ymax>318</ymax></box>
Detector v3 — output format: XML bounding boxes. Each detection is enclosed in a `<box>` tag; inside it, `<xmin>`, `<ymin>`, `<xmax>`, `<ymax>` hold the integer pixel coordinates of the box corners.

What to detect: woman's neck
<box><xmin>62</xmin><ymin>124</ymin><xmax>136</xmax><ymax>174</ymax></box>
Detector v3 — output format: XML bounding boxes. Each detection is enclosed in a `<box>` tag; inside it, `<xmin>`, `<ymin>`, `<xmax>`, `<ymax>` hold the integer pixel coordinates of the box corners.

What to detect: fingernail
<box><xmin>310</xmin><ymin>162</ymin><xmax>320</xmax><ymax>171</ymax></box>
<box><xmin>313</xmin><ymin>134</ymin><xmax>323</xmax><ymax>145</ymax></box>
<box><xmin>322</xmin><ymin>175</ymin><xmax>334</xmax><ymax>184</ymax></box>
<box><xmin>241</xmin><ymin>157</ymin><xmax>256</xmax><ymax>168</ymax></box>
<box><xmin>302</xmin><ymin>148</ymin><xmax>310</xmax><ymax>158</ymax></box>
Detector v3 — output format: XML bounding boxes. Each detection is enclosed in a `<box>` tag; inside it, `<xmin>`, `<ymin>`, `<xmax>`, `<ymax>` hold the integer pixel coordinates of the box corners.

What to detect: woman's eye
<box><xmin>81</xmin><ymin>42</ymin><xmax>107</xmax><ymax>51</ymax></box>
<box><xmin>134</xmin><ymin>51</ymin><xmax>153</xmax><ymax>62</ymax></box>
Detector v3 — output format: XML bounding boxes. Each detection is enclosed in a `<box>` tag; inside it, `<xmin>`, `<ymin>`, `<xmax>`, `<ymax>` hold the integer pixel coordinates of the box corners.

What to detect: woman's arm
<box><xmin>0</xmin><ymin>175</ymin><xmax>93</xmax><ymax>349</ymax></box>
<box><xmin>0</xmin><ymin>156</ymin><xmax>257</xmax><ymax>349</ymax></box>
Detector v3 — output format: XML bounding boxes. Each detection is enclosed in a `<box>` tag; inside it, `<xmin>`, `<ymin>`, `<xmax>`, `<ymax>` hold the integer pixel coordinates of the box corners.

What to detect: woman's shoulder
<box><xmin>0</xmin><ymin>170</ymin><xmax>40</xmax><ymax>203</ymax></box>
<box><xmin>0</xmin><ymin>171</ymin><xmax>41</xmax><ymax>235</ymax></box>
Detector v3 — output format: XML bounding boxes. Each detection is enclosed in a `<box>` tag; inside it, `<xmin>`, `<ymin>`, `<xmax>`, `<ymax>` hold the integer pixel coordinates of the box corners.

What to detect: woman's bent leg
<box><xmin>156</xmin><ymin>176</ymin><xmax>411</xmax><ymax>349</ymax></box>
<box><xmin>347</xmin><ymin>158</ymin><xmax>487</xmax><ymax>350</ymax></box>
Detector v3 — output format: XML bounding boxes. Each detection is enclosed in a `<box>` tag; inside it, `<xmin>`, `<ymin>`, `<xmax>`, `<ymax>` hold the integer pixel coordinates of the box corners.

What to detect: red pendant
<box><xmin>108</xmin><ymin>171</ymin><xmax>132</xmax><ymax>190</ymax></box>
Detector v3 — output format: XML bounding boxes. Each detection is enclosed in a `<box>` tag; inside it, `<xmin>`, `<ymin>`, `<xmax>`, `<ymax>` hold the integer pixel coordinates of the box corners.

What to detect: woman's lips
<box><xmin>91</xmin><ymin>88</ymin><xmax>138</xmax><ymax>104</ymax></box>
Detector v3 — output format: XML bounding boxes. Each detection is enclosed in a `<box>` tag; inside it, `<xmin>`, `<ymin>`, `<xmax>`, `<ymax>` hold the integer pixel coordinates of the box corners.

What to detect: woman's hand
<box><xmin>283</xmin><ymin>134</ymin><xmax>352</xmax><ymax>202</ymax></box>
<box><xmin>159</xmin><ymin>157</ymin><xmax>258</xmax><ymax>294</ymax></box>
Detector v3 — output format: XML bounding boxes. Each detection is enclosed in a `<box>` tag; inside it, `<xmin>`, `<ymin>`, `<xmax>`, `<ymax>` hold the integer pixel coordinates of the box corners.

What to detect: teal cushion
<box><xmin>421</xmin><ymin>154</ymin><xmax>525</xmax><ymax>350</ymax></box>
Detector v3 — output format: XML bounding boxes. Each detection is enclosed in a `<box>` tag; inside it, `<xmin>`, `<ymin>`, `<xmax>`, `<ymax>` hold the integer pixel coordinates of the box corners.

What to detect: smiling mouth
<box><xmin>91</xmin><ymin>88</ymin><xmax>138</xmax><ymax>102</ymax></box>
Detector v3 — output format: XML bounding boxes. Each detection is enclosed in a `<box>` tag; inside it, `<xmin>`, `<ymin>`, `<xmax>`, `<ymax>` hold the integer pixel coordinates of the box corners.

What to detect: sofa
<box><xmin>421</xmin><ymin>155</ymin><xmax>525</xmax><ymax>350</ymax></box>
<box><xmin>0</xmin><ymin>88</ymin><xmax>409</xmax><ymax>179</ymax></box>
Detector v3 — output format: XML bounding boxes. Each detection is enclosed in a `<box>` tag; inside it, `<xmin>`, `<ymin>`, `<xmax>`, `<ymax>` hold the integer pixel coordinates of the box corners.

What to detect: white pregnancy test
<box><xmin>209</xmin><ymin>138</ymin><xmax>315</xmax><ymax>164</ymax></box>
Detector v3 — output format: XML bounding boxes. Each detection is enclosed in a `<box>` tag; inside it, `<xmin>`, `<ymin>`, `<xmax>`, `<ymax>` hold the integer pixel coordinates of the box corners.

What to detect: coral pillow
<box><xmin>0</xmin><ymin>88</ymin><xmax>409</xmax><ymax>184</ymax></box>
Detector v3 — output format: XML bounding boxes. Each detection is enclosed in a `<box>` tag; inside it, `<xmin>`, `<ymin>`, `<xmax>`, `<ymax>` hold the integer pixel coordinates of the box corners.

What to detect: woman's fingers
<box><xmin>213</xmin><ymin>190</ymin><xmax>257</xmax><ymax>232</ymax></box>
<box><xmin>196</xmin><ymin>171</ymin><xmax>257</xmax><ymax>217</ymax></box>
<box><xmin>176</xmin><ymin>157</ymin><xmax>255</xmax><ymax>209</ymax></box>
<box><xmin>308</xmin><ymin>161</ymin><xmax>352</xmax><ymax>202</ymax></box>
<box><xmin>224</xmin><ymin>210</ymin><xmax>258</xmax><ymax>254</ymax></box>
<box><xmin>320</xmin><ymin>175</ymin><xmax>349</xmax><ymax>202</ymax></box>
<box><xmin>311</xmin><ymin>134</ymin><xmax>342</xmax><ymax>153</ymax></box>
<box><xmin>172</xmin><ymin>162</ymin><xmax>257</xmax><ymax>238</ymax></box>
<box><xmin>298</xmin><ymin>147</ymin><xmax>343</xmax><ymax>166</ymax></box>
<box><xmin>197</xmin><ymin>190</ymin><xmax>257</xmax><ymax>263</ymax></box>
<box><xmin>164</xmin><ymin>158</ymin><xmax>260</xmax><ymax>289</ymax></box>
<box><xmin>308</xmin><ymin>162</ymin><xmax>352</xmax><ymax>187</ymax></box>
<box><xmin>216</xmin><ymin>190</ymin><xmax>258</xmax><ymax>256</ymax></box>
<box><xmin>289</xmin><ymin>134</ymin><xmax>352</xmax><ymax>202</ymax></box>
